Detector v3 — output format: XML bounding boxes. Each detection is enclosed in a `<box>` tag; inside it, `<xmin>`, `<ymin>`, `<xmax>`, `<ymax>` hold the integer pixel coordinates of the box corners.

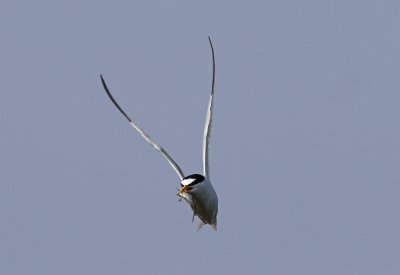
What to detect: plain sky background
<box><xmin>1</xmin><ymin>1</ymin><xmax>399</xmax><ymax>274</ymax></box>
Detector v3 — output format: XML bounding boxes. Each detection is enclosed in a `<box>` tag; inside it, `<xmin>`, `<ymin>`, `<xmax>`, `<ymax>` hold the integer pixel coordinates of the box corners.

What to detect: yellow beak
<box><xmin>177</xmin><ymin>185</ymin><xmax>193</xmax><ymax>195</ymax></box>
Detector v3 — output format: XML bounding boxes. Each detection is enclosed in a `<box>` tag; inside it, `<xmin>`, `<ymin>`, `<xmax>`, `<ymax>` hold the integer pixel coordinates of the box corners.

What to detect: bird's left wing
<box><xmin>202</xmin><ymin>37</ymin><xmax>216</xmax><ymax>178</ymax></box>
<box><xmin>100</xmin><ymin>75</ymin><xmax>185</xmax><ymax>180</ymax></box>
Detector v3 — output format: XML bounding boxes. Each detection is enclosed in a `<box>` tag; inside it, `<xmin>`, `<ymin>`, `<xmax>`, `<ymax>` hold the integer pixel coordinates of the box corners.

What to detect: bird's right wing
<box><xmin>202</xmin><ymin>37</ymin><xmax>216</xmax><ymax>178</ymax></box>
<box><xmin>100</xmin><ymin>75</ymin><xmax>185</xmax><ymax>180</ymax></box>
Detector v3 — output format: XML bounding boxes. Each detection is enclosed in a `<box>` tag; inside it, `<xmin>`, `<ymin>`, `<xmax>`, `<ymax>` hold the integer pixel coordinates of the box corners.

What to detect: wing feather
<box><xmin>100</xmin><ymin>75</ymin><xmax>185</xmax><ymax>180</ymax></box>
<box><xmin>202</xmin><ymin>37</ymin><xmax>216</xmax><ymax>178</ymax></box>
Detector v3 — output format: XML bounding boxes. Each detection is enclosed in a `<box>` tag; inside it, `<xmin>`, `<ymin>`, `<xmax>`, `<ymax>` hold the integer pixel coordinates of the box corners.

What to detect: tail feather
<box><xmin>197</xmin><ymin>221</ymin><xmax>205</xmax><ymax>231</ymax></box>
<box><xmin>211</xmin><ymin>219</ymin><xmax>217</xmax><ymax>231</ymax></box>
<box><xmin>197</xmin><ymin>221</ymin><xmax>217</xmax><ymax>231</ymax></box>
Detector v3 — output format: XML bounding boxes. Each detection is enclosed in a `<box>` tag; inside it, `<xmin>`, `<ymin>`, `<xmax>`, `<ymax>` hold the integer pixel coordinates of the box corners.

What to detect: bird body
<box><xmin>101</xmin><ymin>37</ymin><xmax>218</xmax><ymax>230</ymax></box>
<box><xmin>178</xmin><ymin>175</ymin><xmax>218</xmax><ymax>230</ymax></box>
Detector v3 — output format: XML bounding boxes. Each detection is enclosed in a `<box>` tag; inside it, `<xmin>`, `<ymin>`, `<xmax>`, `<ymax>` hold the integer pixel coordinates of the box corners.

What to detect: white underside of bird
<box><xmin>178</xmin><ymin>177</ymin><xmax>218</xmax><ymax>230</ymax></box>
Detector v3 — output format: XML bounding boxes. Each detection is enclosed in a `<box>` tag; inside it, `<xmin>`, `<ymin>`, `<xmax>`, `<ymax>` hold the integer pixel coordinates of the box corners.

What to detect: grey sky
<box><xmin>1</xmin><ymin>1</ymin><xmax>400</xmax><ymax>274</ymax></box>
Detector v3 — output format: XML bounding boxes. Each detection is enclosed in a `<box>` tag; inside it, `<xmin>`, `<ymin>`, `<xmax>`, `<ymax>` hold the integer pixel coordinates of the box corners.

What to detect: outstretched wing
<box><xmin>100</xmin><ymin>75</ymin><xmax>185</xmax><ymax>180</ymax></box>
<box><xmin>202</xmin><ymin>37</ymin><xmax>216</xmax><ymax>178</ymax></box>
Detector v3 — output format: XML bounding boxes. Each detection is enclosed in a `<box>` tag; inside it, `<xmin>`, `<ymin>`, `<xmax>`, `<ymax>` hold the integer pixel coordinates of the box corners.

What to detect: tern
<box><xmin>100</xmin><ymin>37</ymin><xmax>218</xmax><ymax>230</ymax></box>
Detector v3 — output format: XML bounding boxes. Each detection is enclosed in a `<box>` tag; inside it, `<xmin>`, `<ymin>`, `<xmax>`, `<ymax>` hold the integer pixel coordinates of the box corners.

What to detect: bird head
<box><xmin>177</xmin><ymin>174</ymin><xmax>205</xmax><ymax>195</ymax></box>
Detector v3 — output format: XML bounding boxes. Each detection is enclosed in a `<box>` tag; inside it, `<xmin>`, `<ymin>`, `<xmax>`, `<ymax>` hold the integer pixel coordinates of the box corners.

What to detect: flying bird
<box><xmin>100</xmin><ymin>37</ymin><xmax>218</xmax><ymax>230</ymax></box>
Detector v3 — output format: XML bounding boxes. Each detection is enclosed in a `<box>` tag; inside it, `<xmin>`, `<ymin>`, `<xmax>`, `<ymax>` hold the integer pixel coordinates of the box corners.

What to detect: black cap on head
<box><xmin>181</xmin><ymin>174</ymin><xmax>205</xmax><ymax>186</ymax></box>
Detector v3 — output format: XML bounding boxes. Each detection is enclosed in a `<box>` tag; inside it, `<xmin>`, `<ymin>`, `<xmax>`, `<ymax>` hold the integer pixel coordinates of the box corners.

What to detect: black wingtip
<box><xmin>100</xmin><ymin>74</ymin><xmax>133</xmax><ymax>123</ymax></box>
<box><xmin>100</xmin><ymin>74</ymin><xmax>107</xmax><ymax>88</ymax></box>
<box><xmin>207</xmin><ymin>37</ymin><xmax>215</xmax><ymax>96</ymax></box>
<box><xmin>208</xmin><ymin>36</ymin><xmax>213</xmax><ymax>47</ymax></box>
